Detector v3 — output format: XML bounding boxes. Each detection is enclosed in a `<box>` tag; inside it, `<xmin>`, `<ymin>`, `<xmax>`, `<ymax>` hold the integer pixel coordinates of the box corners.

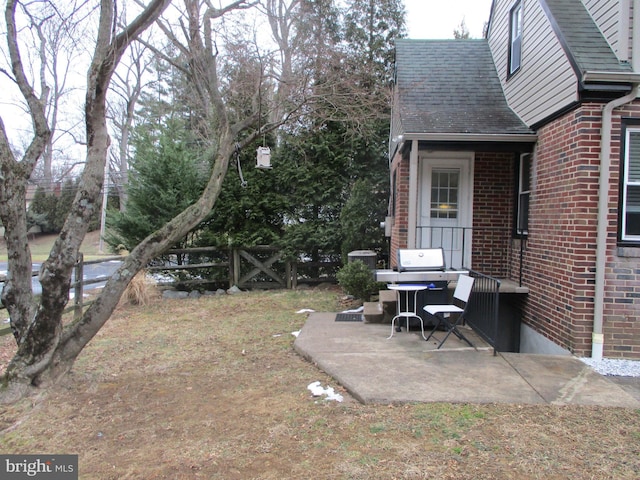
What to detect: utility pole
<box><xmin>99</xmin><ymin>160</ymin><xmax>109</xmax><ymax>253</ymax></box>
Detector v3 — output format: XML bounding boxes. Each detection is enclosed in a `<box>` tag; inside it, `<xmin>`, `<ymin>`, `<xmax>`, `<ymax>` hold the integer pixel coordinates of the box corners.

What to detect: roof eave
<box><xmin>402</xmin><ymin>132</ymin><xmax>538</xmax><ymax>143</ymax></box>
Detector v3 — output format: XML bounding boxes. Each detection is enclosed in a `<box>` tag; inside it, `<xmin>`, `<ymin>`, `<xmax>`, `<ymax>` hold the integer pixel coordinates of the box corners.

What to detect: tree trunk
<box><xmin>0</xmin><ymin>0</ymin><xmax>280</xmax><ymax>403</ymax></box>
<box><xmin>0</xmin><ymin>0</ymin><xmax>172</xmax><ymax>403</ymax></box>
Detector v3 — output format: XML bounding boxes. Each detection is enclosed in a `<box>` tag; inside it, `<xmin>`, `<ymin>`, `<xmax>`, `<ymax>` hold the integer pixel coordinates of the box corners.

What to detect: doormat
<box><xmin>335</xmin><ymin>313</ymin><xmax>363</xmax><ymax>322</ymax></box>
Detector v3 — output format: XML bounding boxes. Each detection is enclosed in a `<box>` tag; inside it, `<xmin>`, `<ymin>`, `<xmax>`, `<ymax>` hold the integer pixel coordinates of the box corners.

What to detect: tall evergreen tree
<box><xmin>106</xmin><ymin>117</ymin><xmax>208</xmax><ymax>251</ymax></box>
<box><xmin>338</xmin><ymin>0</ymin><xmax>406</xmax><ymax>259</ymax></box>
<box><xmin>197</xmin><ymin>141</ymin><xmax>288</xmax><ymax>248</ymax></box>
<box><xmin>276</xmin><ymin>121</ymin><xmax>352</xmax><ymax>257</ymax></box>
<box><xmin>343</xmin><ymin>0</ymin><xmax>406</xmax><ymax>88</ymax></box>
<box><xmin>111</xmin><ymin>0</ymin><xmax>406</xmax><ymax>262</ymax></box>
<box><xmin>106</xmin><ymin>49</ymin><xmax>212</xmax><ymax>251</ymax></box>
<box><xmin>27</xmin><ymin>186</ymin><xmax>56</xmax><ymax>233</ymax></box>
<box><xmin>53</xmin><ymin>179</ymin><xmax>77</xmax><ymax>232</ymax></box>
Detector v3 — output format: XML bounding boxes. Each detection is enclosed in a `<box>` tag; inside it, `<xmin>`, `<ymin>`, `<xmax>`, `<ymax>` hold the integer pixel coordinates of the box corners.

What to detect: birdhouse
<box><xmin>256</xmin><ymin>146</ymin><xmax>271</xmax><ymax>169</ymax></box>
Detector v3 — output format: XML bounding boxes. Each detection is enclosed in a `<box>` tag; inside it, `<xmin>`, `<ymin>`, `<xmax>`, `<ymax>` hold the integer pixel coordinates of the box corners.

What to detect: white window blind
<box><xmin>622</xmin><ymin>130</ymin><xmax>640</xmax><ymax>240</ymax></box>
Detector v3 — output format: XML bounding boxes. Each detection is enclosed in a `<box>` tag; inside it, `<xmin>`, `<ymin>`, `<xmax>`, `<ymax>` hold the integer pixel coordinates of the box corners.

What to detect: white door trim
<box><xmin>418</xmin><ymin>151</ymin><xmax>475</xmax><ymax>267</ymax></box>
<box><xmin>408</xmin><ymin>140</ymin><xmax>419</xmax><ymax>248</ymax></box>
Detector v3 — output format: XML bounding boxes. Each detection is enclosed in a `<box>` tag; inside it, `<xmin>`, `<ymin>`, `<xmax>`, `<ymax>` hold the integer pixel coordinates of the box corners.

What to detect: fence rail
<box><xmin>151</xmin><ymin>246</ymin><xmax>341</xmax><ymax>290</ymax></box>
<box><xmin>1</xmin><ymin>246</ymin><xmax>341</xmax><ymax>336</ymax></box>
<box><xmin>465</xmin><ymin>269</ymin><xmax>501</xmax><ymax>354</ymax></box>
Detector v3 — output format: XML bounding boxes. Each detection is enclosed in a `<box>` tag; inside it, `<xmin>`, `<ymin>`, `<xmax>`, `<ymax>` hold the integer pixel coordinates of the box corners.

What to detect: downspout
<box><xmin>593</xmin><ymin>83</ymin><xmax>639</xmax><ymax>360</ymax></box>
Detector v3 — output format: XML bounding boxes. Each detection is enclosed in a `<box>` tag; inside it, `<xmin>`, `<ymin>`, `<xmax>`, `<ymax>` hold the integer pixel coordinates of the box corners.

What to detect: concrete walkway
<box><xmin>294</xmin><ymin>312</ymin><xmax>640</xmax><ymax>407</ymax></box>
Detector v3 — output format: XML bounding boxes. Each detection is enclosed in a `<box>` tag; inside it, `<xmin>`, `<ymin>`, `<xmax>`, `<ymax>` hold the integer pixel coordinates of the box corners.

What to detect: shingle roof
<box><xmin>394</xmin><ymin>39</ymin><xmax>533</xmax><ymax>135</ymax></box>
<box><xmin>543</xmin><ymin>0</ymin><xmax>632</xmax><ymax>74</ymax></box>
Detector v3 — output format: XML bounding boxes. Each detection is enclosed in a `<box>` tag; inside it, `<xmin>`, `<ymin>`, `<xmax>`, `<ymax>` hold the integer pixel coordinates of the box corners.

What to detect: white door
<box><xmin>419</xmin><ymin>154</ymin><xmax>473</xmax><ymax>269</ymax></box>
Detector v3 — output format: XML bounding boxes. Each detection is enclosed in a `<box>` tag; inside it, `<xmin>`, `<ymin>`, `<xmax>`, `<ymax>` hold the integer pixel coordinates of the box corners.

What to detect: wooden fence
<box><xmin>151</xmin><ymin>246</ymin><xmax>341</xmax><ymax>290</ymax></box>
<box><xmin>1</xmin><ymin>246</ymin><xmax>342</xmax><ymax>336</ymax></box>
<box><xmin>0</xmin><ymin>254</ymin><xmax>123</xmax><ymax>337</ymax></box>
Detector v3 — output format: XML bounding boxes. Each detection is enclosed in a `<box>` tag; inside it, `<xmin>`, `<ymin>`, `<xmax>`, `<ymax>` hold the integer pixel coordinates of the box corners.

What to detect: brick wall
<box><xmin>388</xmin><ymin>122</ymin><xmax>640</xmax><ymax>358</ymax></box>
<box><xmin>390</xmin><ymin>149</ymin><xmax>516</xmax><ymax>275</ymax></box>
<box><xmin>472</xmin><ymin>152</ymin><xmax>514</xmax><ymax>277</ymax></box>
<box><xmin>521</xmin><ymin>102</ymin><xmax>640</xmax><ymax>358</ymax></box>
<box><xmin>603</xmin><ymin>102</ymin><xmax>640</xmax><ymax>358</ymax></box>
<box><xmin>389</xmin><ymin>150</ymin><xmax>409</xmax><ymax>268</ymax></box>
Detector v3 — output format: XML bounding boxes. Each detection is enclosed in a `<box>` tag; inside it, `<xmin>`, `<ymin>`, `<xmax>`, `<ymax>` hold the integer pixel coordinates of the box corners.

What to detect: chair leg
<box><xmin>435</xmin><ymin>314</ymin><xmax>475</xmax><ymax>349</ymax></box>
<box><xmin>424</xmin><ymin>315</ymin><xmax>443</xmax><ymax>342</ymax></box>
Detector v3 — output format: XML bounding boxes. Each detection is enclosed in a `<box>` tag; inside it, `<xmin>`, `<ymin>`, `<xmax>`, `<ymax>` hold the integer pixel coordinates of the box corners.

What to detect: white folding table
<box><xmin>387</xmin><ymin>284</ymin><xmax>430</xmax><ymax>340</ymax></box>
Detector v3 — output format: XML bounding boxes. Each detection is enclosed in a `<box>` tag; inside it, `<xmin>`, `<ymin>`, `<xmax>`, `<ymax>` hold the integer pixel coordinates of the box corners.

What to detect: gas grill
<box><xmin>376</xmin><ymin>248</ymin><xmax>466</xmax><ymax>329</ymax></box>
<box><xmin>376</xmin><ymin>248</ymin><xmax>466</xmax><ymax>284</ymax></box>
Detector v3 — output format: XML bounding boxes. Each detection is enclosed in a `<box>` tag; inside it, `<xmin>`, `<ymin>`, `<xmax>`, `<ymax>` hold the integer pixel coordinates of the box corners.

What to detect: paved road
<box><xmin>0</xmin><ymin>259</ymin><xmax>122</xmax><ymax>295</ymax></box>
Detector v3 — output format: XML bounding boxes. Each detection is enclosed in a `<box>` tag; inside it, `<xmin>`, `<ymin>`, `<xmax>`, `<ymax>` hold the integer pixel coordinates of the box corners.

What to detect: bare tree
<box><xmin>0</xmin><ymin>0</ymin><xmax>172</xmax><ymax>403</ymax></box>
<box><xmin>0</xmin><ymin>0</ymin><xmax>316</xmax><ymax>403</ymax></box>
<box><xmin>108</xmin><ymin>39</ymin><xmax>156</xmax><ymax>209</ymax></box>
<box><xmin>0</xmin><ymin>0</ymin><xmax>385</xmax><ymax>403</ymax></box>
<box><xmin>453</xmin><ymin>18</ymin><xmax>470</xmax><ymax>39</ymax></box>
<box><xmin>12</xmin><ymin>1</ymin><xmax>92</xmax><ymax>187</ymax></box>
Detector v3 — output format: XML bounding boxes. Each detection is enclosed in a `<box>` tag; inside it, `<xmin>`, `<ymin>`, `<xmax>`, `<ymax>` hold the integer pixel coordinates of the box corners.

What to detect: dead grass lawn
<box><xmin>1</xmin><ymin>288</ymin><xmax>639</xmax><ymax>479</ymax></box>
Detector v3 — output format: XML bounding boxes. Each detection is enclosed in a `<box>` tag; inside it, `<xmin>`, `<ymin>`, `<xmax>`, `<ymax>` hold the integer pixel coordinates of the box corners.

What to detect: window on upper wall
<box><xmin>516</xmin><ymin>153</ymin><xmax>531</xmax><ymax>236</ymax></box>
<box><xmin>620</xmin><ymin>125</ymin><xmax>640</xmax><ymax>244</ymax></box>
<box><xmin>508</xmin><ymin>1</ymin><xmax>523</xmax><ymax>77</ymax></box>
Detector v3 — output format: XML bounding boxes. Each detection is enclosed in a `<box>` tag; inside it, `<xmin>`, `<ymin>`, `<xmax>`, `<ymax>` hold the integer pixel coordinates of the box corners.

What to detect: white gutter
<box><xmin>582</xmin><ymin>71</ymin><xmax>640</xmax><ymax>83</ymax></box>
<box><xmin>593</xmin><ymin>84</ymin><xmax>639</xmax><ymax>360</ymax></box>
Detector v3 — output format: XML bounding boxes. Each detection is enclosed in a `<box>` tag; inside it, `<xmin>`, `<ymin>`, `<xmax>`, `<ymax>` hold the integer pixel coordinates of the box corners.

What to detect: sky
<box><xmin>403</xmin><ymin>0</ymin><xmax>494</xmax><ymax>39</ymax></box>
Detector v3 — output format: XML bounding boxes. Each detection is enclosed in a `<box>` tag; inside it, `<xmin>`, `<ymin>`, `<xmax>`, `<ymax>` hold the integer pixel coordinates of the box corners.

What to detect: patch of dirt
<box><xmin>1</xmin><ymin>290</ymin><xmax>639</xmax><ymax>479</ymax></box>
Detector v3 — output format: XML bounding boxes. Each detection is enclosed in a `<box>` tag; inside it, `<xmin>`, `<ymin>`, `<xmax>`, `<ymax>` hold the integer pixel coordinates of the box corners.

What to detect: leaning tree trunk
<box><xmin>0</xmin><ymin>0</ymin><xmax>172</xmax><ymax>403</ymax></box>
<box><xmin>0</xmin><ymin>0</ymin><xmax>274</xmax><ymax>403</ymax></box>
<box><xmin>0</xmin><ymin>0</ymin><xmax>51</xmax><ymax>341</ymax></box>
<box><xmin>51</xmin><ymin>138</ymin><xmax>235</xmax><ymax>373</ymax></box>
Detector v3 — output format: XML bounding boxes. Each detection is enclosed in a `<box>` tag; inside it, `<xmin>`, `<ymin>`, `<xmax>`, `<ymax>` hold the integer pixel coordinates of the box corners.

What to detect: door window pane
<box><xmin>430</xmin><ymin>170</ymin><xmax>459</xmax><ymax>219</ymax></box>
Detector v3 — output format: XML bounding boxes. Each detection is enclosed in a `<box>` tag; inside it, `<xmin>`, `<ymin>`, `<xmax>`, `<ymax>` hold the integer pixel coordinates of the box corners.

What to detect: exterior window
<box><xmin>516</xmin><ymin>153</ymin><xmax>531</xmax><ymax>236</ymax></box>
<box><xmin>509</xmin><ymin>1</ymin><xmax>523</xmax><ymax>76</ymax></box>
<box><xmin>621</xmin><ymin>128</ymin><xmax>640</xmax><ymax>242</ymax></box>
<box><xmin>430</xmin><ymin>169</ymin><xmax>459</xmax><ymax>220</ymax></box>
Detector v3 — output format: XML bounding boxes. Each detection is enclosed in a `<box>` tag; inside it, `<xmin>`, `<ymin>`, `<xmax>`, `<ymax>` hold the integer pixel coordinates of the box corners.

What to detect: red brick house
<box><xmin>388</xmin><ymin>0</ymin><xmax>640</xmax><ymax>360</ymax></box>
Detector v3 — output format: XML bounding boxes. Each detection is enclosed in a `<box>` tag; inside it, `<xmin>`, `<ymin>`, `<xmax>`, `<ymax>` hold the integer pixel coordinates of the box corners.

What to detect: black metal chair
<box><xmin>423</xmin><ymin>274</ymin><xmax>475</xmax><ymax>349</ymax></box>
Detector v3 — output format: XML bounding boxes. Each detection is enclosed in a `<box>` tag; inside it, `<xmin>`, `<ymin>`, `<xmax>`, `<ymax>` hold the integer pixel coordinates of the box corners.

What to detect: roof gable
<box><xmin>393</xmin><ymin>39</ymin><xmax>533</xmax><ymax>136</ymax></box>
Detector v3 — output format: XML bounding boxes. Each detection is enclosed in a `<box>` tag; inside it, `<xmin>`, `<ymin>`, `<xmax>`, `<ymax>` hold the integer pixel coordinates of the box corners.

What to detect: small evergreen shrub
<box><xmin>336</xmin><ymin>260</ymin><xmax>381</xmax><ymax>302</ymax></box>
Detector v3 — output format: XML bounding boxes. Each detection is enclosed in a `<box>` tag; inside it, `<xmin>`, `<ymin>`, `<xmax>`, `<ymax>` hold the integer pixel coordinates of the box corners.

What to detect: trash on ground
<box><xmin>307</xmin><ymin>381</ymin><xmax>344</xmax><ymax>402</ymax></box>
<box><xmin>341</xmin><ymin>306</ymin><xmax>364</xmax><ymax>314</ymax></box>
<box><xmin>296</xmin><ymin>308</ymin><xmax>315</xmax><ymax>314</ymax></box>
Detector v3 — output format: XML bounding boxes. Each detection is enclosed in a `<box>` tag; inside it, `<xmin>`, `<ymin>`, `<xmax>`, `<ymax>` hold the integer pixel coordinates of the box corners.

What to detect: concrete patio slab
<box><xmin>294</xmin><ymin>312</ymin><xmax>640</xmax><ymax>407</ymax></box>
